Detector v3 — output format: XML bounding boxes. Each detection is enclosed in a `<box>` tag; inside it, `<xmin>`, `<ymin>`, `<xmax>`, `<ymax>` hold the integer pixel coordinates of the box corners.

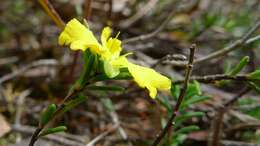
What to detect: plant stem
<box><xmin>85</xmin><ymin>0</ymin><xmax>92</xmax><ymax>19</ymax></box>
<box><xmin>173</xmin><ymin>74</ymin><xmax>258</xmax><ymax>84</ymax></box>
<box><xmin>208</xmin><ymin>87</ymin><xmax>251</xmax><ymax>146</ymax></box>
<box><xmin>108</xmin><ymin>0</ymin><xmax>113</xmax><ymax>20</ymax></box>
<box><xmin>28</xmin><ymin>84</ymin><xmax>84</xmax><ymax>146</ymax></box>
<box><xmin>37</xmin><ymin>0</ymin><xmax>65</xmax><ymax>29</ymax></box>
<box><xmin>69</xmin><ymin>0</ymin><xmax>93</xmax><ymax>83</ymax></box>
<box><xmin>29</xmin><ymin>127</ymin><xmax>42</xmax><ymax>146</ymax></box>
<box><xmin>151</xmin><ymin>44</ymin><xmax>196</xmax><ymax>146</ymax></box>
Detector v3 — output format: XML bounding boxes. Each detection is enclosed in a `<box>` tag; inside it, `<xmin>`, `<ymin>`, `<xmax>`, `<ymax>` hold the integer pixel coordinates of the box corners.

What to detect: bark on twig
<box><xmin>151</xmin><ymin>44</ymin><xmax>196</xmax><ymax>146</ymax></box>
<box><xmin>173</xmin><ymin>74</ymin><xmax>257</xmax><ymax>84</ymax></box>
<box><xmin>122</xmin><ymin>0</ymin><xmax>199</xmax><ymax>44</ymax></box>
<box><xmin>208</xmin><ymin>87</ymin><xmax>251</xmax><ymax>146</ymax></box>
<box><xmin>0</xmin><ymin>59</ymin><xmax>58</xmax><ymax>84</ymax></box>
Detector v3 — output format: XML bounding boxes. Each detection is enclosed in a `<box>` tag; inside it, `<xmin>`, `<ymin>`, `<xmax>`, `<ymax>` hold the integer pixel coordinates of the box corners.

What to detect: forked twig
<box><xmin>151</xmin><ymin>44</ymin><xmax>196</xmax><ymax>146</ymax></box>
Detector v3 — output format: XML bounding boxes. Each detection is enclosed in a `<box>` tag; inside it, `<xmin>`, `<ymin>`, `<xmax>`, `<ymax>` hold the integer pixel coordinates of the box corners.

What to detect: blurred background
<box><xmin>0</xmin><ymin>0</ymin><xmax>259</xmax><ymax>146</ymax></box>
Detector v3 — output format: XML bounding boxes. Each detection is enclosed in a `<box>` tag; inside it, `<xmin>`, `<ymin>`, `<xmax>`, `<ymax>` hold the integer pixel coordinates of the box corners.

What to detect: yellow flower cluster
<box><xmin>59</xmin><ymin>19</ymin><xmax>171</xmax><ymax>98</ymax></box>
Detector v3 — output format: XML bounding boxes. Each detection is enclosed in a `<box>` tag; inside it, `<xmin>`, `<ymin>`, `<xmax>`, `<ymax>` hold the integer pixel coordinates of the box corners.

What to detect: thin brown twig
<box><xmin>13</xmin><ymin>125</ymin><xmax>85</xmax><ymax>146</ymax></box>
<box><xmin>221</xmin><ymin>140</ymin><xmax>257</xmax><ymax>146</ymax></box>
<box><xmin>151</xmin><ymin>44</ymin><xmax>196</xmax><ymax>146</ymax></box>
<box><xmin>155</xmin><ymin>21</ymin><xmax>260</xmax><ymax>67</ymax></box>
<box><xmin>195</xmin><ymin>20</ymin><xmax>260</xmax><ymax>64</ymax></box>
<box><xmin>107</xmin><ymin>0</ymin><xmax>113</xmax><ymax>21</ymax></box>
<box><xmin>0</xmin><ymin>59</ymin><xmax>58</xmax><ymax>84</ymax></box>
<box><xmin>173</xmin><ymin>74</ymin><xmax>257</xmax><ymax>84</ymax></box>
<box><xmin>119</xmin><ymin>0</ymin><xmax>159</xmax><ymax>28</ymax></box>
<box><xmin>15</xmin><ymin>89</ymin><xmax>31</xmax><ymax>126</ymax></box>
<box><xmin>225</xmin><ymin>123</ymin><xmax>260</xmax><ymax>134</ymax></box>
<box><xmin>85</xmin><ymin>124</ymin><xmax>118</xmax><ymax>146</ymax></box>
<box><xmin>109</xmin><ymin>111</ymin><xmax>133</xmax><ymax>146</ymax></box>
<box><xmin>0</xmin><ymin>56</ymin><xmax>18</xmax><ymax>66</ymax></box>
<box><xmin>122</xmin><ymin>0</ymin><xmax>199</xmax><ymax>44</ymax></box>
<box><xmin>37</xmin><ymin>0</ymin><xmax>65</xmax><ymax>29</ymax></box>
<box><xmin>38</xmin><ymin>0</ymin><xmax>75</xmax><ymax>82</ymax></box>
<box><xmin>85</xmin><ymin>0</ymin><xmax>93</xmax><ymax>19</ymax></box>
<box><xmin>29</xmin><ymin>85</ymin><xmax>82</xmax><ymax>146</ymax></box>
<box><xmin>69</xmin><ymin>0</ymin><xmax>93</xmax><ymax>83</ymax></box>
<box><xmin>208</xmin><ymin>87</ymin><xmax>251</xmax><ymax>146</ymax></box>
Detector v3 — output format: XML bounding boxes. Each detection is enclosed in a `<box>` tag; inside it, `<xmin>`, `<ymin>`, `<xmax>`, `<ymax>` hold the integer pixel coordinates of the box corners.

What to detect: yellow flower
<box><xmin>112</xmin><ymin>56</ymin><xmax>172</xmax><ymax>98</ymax></box>
<box><xmin>58</xmin><ymin>18</ymin><xmax>103</xmax><ymax>54</ymax></box>
<box><xmin>126</xmin><ymin>61</ymin><xmax>171</xmax><ymax>98</ymax></box>
<box><xmin>59</xmin><ymin>18</ymin><xmax>172</xmax><ymax>98</ymax></box>
<box><xmin>99</xmin><ymin>27</ymin><xmax>131</xmax><ymax>78</ymax></box>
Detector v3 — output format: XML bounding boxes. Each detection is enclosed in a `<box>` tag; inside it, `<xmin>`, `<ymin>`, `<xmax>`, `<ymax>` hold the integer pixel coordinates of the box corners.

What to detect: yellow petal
<box><xmin>146</xmin><ymin>85</ymin><xmax>157</xmax><ymax>99</ymax></box>
<box><xmin>111</xmin><ymin>55</ymin><xmax>129</xmax><ymax>68</ymax></box>
<box><xmin>58</xmin><ymin>18</ymin><xmax>102</xmax><ymax>53</ymax></box>
<box><xmin>107</xmin><ymin>38</ymin><xmax>122</xmax><ymax>57</ymax></box>
<box><xmin>100</xmin><ymin>27</ymin><xmax>122</xmax><ymax>59</ymax></box>
<box><xmin>101</xmin><ymin>27</ymin><xmax>111</xmax><ymax>47</ymax></box>
<box><xmin>127</xmin><ymin>62</ymin><xmax>171</xmax><ymax>98</ymax></box>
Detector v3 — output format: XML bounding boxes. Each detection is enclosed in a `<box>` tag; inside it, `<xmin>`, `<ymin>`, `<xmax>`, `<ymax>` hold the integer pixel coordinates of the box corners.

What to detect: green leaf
<box><xmin>186</xmin><ymin>81</ymin><xmax>202</xmax><ymax>98</ymax></box>
<box><xmin>171</xmin><ymin>84</ymin><xmax>180</xmax><ymax>100</ymax></box>
<box><xmin>228</xmin><ymin>56</ymin><xmax>249</xmax><ymax>76</ymax></box>
<box><xmin>248</xmin><ymin>70</ymin><xmax>260</xmax><ymax>80</ymax></box>
<box><xmin>88</xmin><ymin>85</ymin><xmax>125</xmax><ymax>92</ymax></box>
<box><xmin>175</xmin><ymin>112</ymin><xmax>204</xmax><ymax>128</ymax></box>
<box><xmin>170</xmin><ymin>134</ymin><xmax>187</xmax><ymax>146</ymax></box>
<box><xmin>246</xmin><ymin>107</ymin><xmax>260</xmax><ymax>120</ymax></box>
<box><xmin>173</xmin><ymin>125</ymin><xmax>199</xmax><ymax>137</ymax></box>
<box><xmin>181</xmin><ymin>95</ymin><xmax>209</xmax><ymax>109</ymax></box>
<box><xmin>101</xmin><ymin>98</ymin><xmax>114</xmax><ymax>112</ymax></box>
<box><xmin>157</xmin><ymin>96</ymin><xmax>173</xmax><ymax>114</ymax></box>
<box><xmin>39</xmin><ymin>126</ymin><xmax>67</xmax><ymax>137</ymax></box>
<box><xmin>238</xmin><ymin>98</ymin><xmax>256</xmax><ymax>106</ymax></box>
<box><xmin>62</xmin><ymin>94</ymin><xmax>87</xmax><ymax>113</ymax></box>
<box><xmin>77</xmin><ymin>50</ymin><xmax>97</xmax><ymax>86</ymax></box>
<box><xmin>248</xmin><ymin>82</ymin><xmax>260</xmax><ymax>94</ymax></box>
<box><xmin>204</xmin><ymin>13</ymin><xmax>218</xmax><ymax>28</ymax></box>
<box><xmin>40</xmin><ymin>104</ymin><xmax>57</xmax><ymax>126</ymax></box>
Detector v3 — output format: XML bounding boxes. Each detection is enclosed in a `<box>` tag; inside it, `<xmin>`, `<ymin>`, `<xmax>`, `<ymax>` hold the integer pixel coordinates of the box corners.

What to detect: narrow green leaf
<box><xmin>171</xmin><ymin>84</ymin><xmax>180</xmax><ymax>100</ymax></box>
<box><xmin>39</xmin><ymin>126</ymin><xmax>67</xmax><ymax>137</ymax></box>
<box><xmin>186</xmin><ymin>82</ymin><xmax>202</xmax><ymax>98</ymax></box>
<box><xmin>62</xmin><ymin>94</ymin><xmax>87</xmax><ymax>113</ymax></box>
<box><xmin>101</xmin><ymin>98</ymin><xmax>115</xmax><ymax>112</ymax></box>
<box><xmin>173</xmin><ymin>126</ymin><xmax>199</xmax><ymax>137</ymax></box>
<box><xmin>248</xmin><ymin>82</ymin><xmax>260</xmax><ymax>94</ymax></box>
<box><xmin>175</xmin><ymin>112</ymin><xmax>204</xmax><ymax>122</ymax></box>
<box><xmin>88</xmin><ymin>85</ymin><xmax>125</xmax><ymax>92</ymax></box>
<box><xmin>228</xmin><ymin>56</ymin><xmax>250</xmax><ymax>76</ymax></box>
<box><xmin>157</xmin><ymin>96</ymin><xmax>173</xmax><ymax>114</ymax></box>
<box><xmin>248</xmin><ymin>70</ymin><xmax>260</xmax><ymax>80</ymax></box>
<box><xmin>193</xmin><ymin>81</ymin><xmax>202</xmax><ymax>95</ymax></box>
<box><xmin>181</xmin><ymin>95</ymin><xmax>209</xmax><ymax>109</ymax></box>
<box><xmin>204</xmin><ymin>13</ymin><xmax>218</xmax><ymax>28</ymax></box>
<box><xmin>78</xmin><ymin>50</ymin><xmax>96</xmax><ymax>86</ymax></box>
<box><xmin>40</xmin><ymin>104</ymin><xmax>56</xmax><ymax>125</ymax></box>
<box><xmin>175</xmin><ymin>112</ymin><xmax>204</xmax><ymax>128</ymax></box>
